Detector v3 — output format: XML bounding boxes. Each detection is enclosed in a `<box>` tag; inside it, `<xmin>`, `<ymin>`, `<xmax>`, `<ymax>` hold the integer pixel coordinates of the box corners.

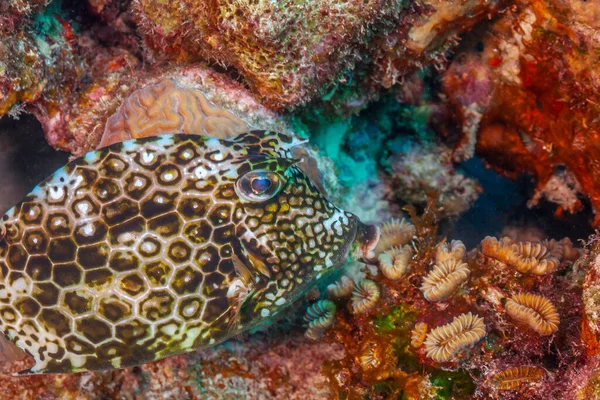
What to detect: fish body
<box><xmin>0</xmin><ymin>131</ymin><xmax>377</xmax><ymax>374</ymax></box>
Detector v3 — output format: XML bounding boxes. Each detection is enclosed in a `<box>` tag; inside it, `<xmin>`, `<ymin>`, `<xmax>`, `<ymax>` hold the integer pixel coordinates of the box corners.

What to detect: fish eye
<box><xmin>236</xmin><ymin>170</ymin><xmax>283</xmax><ymax>202</ymax></box>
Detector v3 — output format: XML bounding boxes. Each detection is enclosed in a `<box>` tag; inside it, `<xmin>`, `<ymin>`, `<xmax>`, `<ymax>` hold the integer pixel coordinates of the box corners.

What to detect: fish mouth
<box><xmin>353</xmin><ymin>222</ymin><xmax>381</xmax><ymax>265</ymax></box>
<box><xmin>227</xmin><ymin>239</ymin><xmax>275</xmax><ymax>329</ymax></box>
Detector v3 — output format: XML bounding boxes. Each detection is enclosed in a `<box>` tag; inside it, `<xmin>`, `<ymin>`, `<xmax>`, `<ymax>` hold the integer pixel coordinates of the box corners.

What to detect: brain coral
<box><xmin>100</xmin><ymin>79</ymin><xmax>248</xmax><ymax>147</ymax></box>
<box><xmin>68</xmin><ymin>65</ymin><xmax>293</xmax><ymax>156</ymax></box>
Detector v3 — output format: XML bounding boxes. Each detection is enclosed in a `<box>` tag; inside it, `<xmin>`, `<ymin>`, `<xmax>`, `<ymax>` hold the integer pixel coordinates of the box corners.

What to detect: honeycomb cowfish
<box><xmin>0</xmin><ymin>130</ymin><xmax>379</xmax><ymax>374</ymax></box>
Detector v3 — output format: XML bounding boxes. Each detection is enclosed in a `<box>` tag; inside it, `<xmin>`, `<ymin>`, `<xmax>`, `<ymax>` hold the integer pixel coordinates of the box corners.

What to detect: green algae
<box><xmin>373</xmin><ymin>305</ymin><xmax>424</xmax><ymax>374</ymax></box>
<box><xmin>374</xmin><ymin>304</ymin><xmax>417</xmax><ymax>333</ymax></box>
<box><xmin>484</xmin><ymin>332</ymin><xmax>503</xmax><ymax>353</ymax></box>
<box><xmin>372</xmin><ymin>305</ymin><xmax>477</xmax><ymax>398</ymax></box>
<box><xmin>430</xmin><ymin>370</ymin><xmax>476</xmax><ymax>400</ymax></box>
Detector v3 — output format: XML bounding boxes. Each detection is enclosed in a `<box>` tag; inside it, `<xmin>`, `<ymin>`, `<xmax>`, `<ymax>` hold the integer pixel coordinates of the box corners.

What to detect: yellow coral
<box><xmin>420</xmin><ymin>258</ymin><xmax>470</xmax><ymax>302</ymax></box>
<box><xmin>424</xmin><ymin>312</ymin><xmax>486</xmax><ymax>362</ymax></box>
<box><xmin>378</xmin><ymin>245</ymin><xmax>413</xmax><ymax>280</ymax></box>
<box><xmin>350</xmin><ymin>280</ymin><xmax>381</xmax><ymax>314</ymax></box>
<box><xmin>374</xmin><ymin>218</ymin><xmax>416</xmax><ymax>254</ymax></box>
<box><xmin>411</xmin><ymin>322</ymin><xmax>428</xmax><ymax>348</ymax></box>
<box><xmin>492</xmin><ymin>366</ymin><xmax>545</xmax><ymax>390</ymax></box>
<box><xmin>480</xmin><ymin>236</ymin><xmax>567</xmax><ymax>275</ymax></box>
<box><xmin>504</xmin><ymin>293</ymin><xmax>560</xmax><ymax>335</ymax></box>
<box><xmin>544</xmin><ymin>237</ymin><xmax>580</xmax><ymax>262</ymax></box>
<box><xmin>358</xmin><ymin>340</ymin><xmax>384</xmax><ymax>372</ymax></box>
<box><xmin>327</xmin><ymin>276</ymin><xmax>355</xmax><ymax>300</ymax></box>
<box><xmin>480</xmin><ymin>236</ymin><xmax>513</xmax><ymax>260</ymax></box>
<box><xmin>436</xmin><ymin>239</ymin><xmax>466</xmax><ymax>263</ymax></box>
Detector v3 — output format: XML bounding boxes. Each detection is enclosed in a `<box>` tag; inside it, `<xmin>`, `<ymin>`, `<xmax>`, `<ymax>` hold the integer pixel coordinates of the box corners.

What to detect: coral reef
<box><xmin>480</xmin><ymin>236</ymin><xmax>575</xmax><ymax>275</ymax></box>
<box><xmin>0</xmin><ymin>5</ymin><xmax>141</xmax><ymax>152</ymax></box>
<box><xmin>311</xmin><ymin>208</ymin><xmax>592</xmax><ymax>399</ymax></box>
<box><xmin>0</xmin><ymin>1</ymin><xmax>51</xmax><ymax>33</ymax></box>
<box><xmin>443</xmin><ymin>0</ymin><xmax>600</xmax><ymax>225</ymax></box>
<box><xmin>134</xmin><ymin>0</ymin><xmax>402</xmax><ymax>108</ymax></box>
<box><xmin>0</xmin><ymin>5</ymin><xmax>290</xmax><ymax>157</ymax></box>
<box><xmin>99</xmin><ymin>79</ymin><xmax>248</xmax><ymax>147</ymax></box>
<box><xmin>582</xmin><ymin>235</ymin><xmax>600</xmax><ymax>351</ymax></box>
<box><xmin>388</xmin><ymin>139</ymin><xmax>482</xmax><ymax>218</ymax></box>
<box><xmin>305</xmin><ymin>300</ymin><xmax>337</xmax><ymax>340</ymax></box>
<box><xmin>504</xmin><ymin>292</ymin><xmax>560</xmax><ymax>335</ymax></box>
<box><xmin>2</xmin><ymin>0</ymin><xmax>600</xmax><ymax>398</ymax></box>
<box><xmin>327</xmin><ymin>276</ymin><xmax>355</xmax><ymax>301</ymax></box>
<box><xmin>0</xmin><ymin>328</ymin><xmax>343</xmax><ymax>399</ymax></box>
<box><xmin>378</xmin><ymin>245</ymin><xmax>413</xmax><ymax>280</ymax></box>
<box><xmin>0</xmin><ymin>0</ymin><xmax>505</xmax><ymax>151</ymax></box>
<box><xmin>350</xmin><ymin>280</ymin><xmax>381</xmax><ymax>315</ymax></box>
<box><xmin>423</xmin><ymin>312</ymin><xmax>486</xmax><ymax>363</ymax></box>
<box><xmin>3</xmin><ymin>0</ymin><xmax>600</xmax><ymax>228</ymax></box>
<box><xmin>491</xmin><ymin>366</ymin><xmax>545</xmax><ymax>391</ymax></box>
<box><xmin>420</xmin><ymin>257</ymin><xmax>470</xmax><ymax>302</ymax></box>
<box><xmin>375</xmin><ymin>218</ymin><xmax>416</xmax><ymax>254</ymax></box>
<box><xmin>0</xmin><ymin>2</ymin><xmax>490</xmax><ymax>225</ymax></box>
<box><xmin>133</xmin><ymin>0</ymin><xmax>503</xmax><ymax>109</ymax></box>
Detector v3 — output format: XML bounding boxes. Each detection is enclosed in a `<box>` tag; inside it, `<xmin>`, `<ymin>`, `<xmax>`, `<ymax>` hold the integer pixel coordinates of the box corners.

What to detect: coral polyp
<box><xmin>374</xmin><ymin>218</ymin><xmax>415</xmax><ymax>253</ymax></box>
<box><xmin>378</xmin><ymin>245</ymin><xmax>413</xmax><ymax>280</ymax></box>
<box><xmin>437</xmin><ymin>239</ymin><xmax>467</xmax><ymax>263</ymax></box>
<box><xmin>551</xmin><ymin>238</ymin><xmax>580</xmax><ymax>262</ymax></box>
<box><xmin>410</xmin><ymin>322</ymin><xmax>428</xmax><ymax>348</ymax></box>
<box><xmin>304</xmin><ymin>300</ymin><xmax>337</xmax><ymax>340</ymax></box>
<box><xmin>315</xmin><ymin>206</ymin><xmax>586</xmax><ymax>398</ymax></box>
<box><xmin>480</xmin><ymin>236</ymin><xmax>566</xmax><ymax>275</ymax></box>
<box><xmin>423</xmin><ymin>312</ymin><xmax>486</xmax><ymax>363</ymax></box>
<box><xmin>492</xmin><ymin>366</ymin><xmax>545</xmax><ymax>391</ymax></box>
<box><xmin>327</xmin><ymin>275</ymin><xmax>355</xmax><ymax>300</ymax></box>
<box><xmin>420</xmin><ymin>258</ymin><xmax>471</xmax><ymax>302</ymax></box>
<box><xmin>358</xmin><ymin>340</ymin><xmax>387</xmax><ymax>372</ymax></box>
<box><xmin>350</xmin><ymin>280</ymin><xmax>381</xmax><ymax>314</ymax></box>
<box><xmin>504</xmin><ymin>293</ymin><xmax>560</xmax><ymax>336</ymax></box>
<box><xmin>511</xmin><ymin>242</ymin><xmax>563</xmax><ymax>275</ymax></box>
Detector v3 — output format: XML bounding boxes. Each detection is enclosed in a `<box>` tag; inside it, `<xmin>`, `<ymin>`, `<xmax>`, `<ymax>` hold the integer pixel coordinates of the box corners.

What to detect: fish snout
<box><xmin>354</xmin><ymin>223</ymin><xmax>380</xmax><ymax>265</ymax></box>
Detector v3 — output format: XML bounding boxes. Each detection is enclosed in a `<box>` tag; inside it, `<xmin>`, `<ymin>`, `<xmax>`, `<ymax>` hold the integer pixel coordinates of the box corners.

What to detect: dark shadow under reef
<box><xmin>445</xmin><ymin>157</ymin><xmax>594</xmax><ymax>248</ymax></box>
<box><xmin>0</xmin><ymin>115</ymin><xmax>69</xmax><ymax>212</ymax></box>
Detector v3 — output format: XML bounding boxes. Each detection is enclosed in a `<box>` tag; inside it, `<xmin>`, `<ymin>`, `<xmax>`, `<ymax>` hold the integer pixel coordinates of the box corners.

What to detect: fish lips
<box><xmin>354</xmin><ymin>223</ymin><xmax>381</xmax><ymax>265</ymax></box>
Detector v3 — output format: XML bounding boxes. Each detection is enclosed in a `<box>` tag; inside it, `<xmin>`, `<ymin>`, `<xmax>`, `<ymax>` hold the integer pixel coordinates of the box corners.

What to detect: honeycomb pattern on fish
<box><xmin>0</xmin><ymin>131</ymin><xmax>367</xmax><ymax>374</ymax></box>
